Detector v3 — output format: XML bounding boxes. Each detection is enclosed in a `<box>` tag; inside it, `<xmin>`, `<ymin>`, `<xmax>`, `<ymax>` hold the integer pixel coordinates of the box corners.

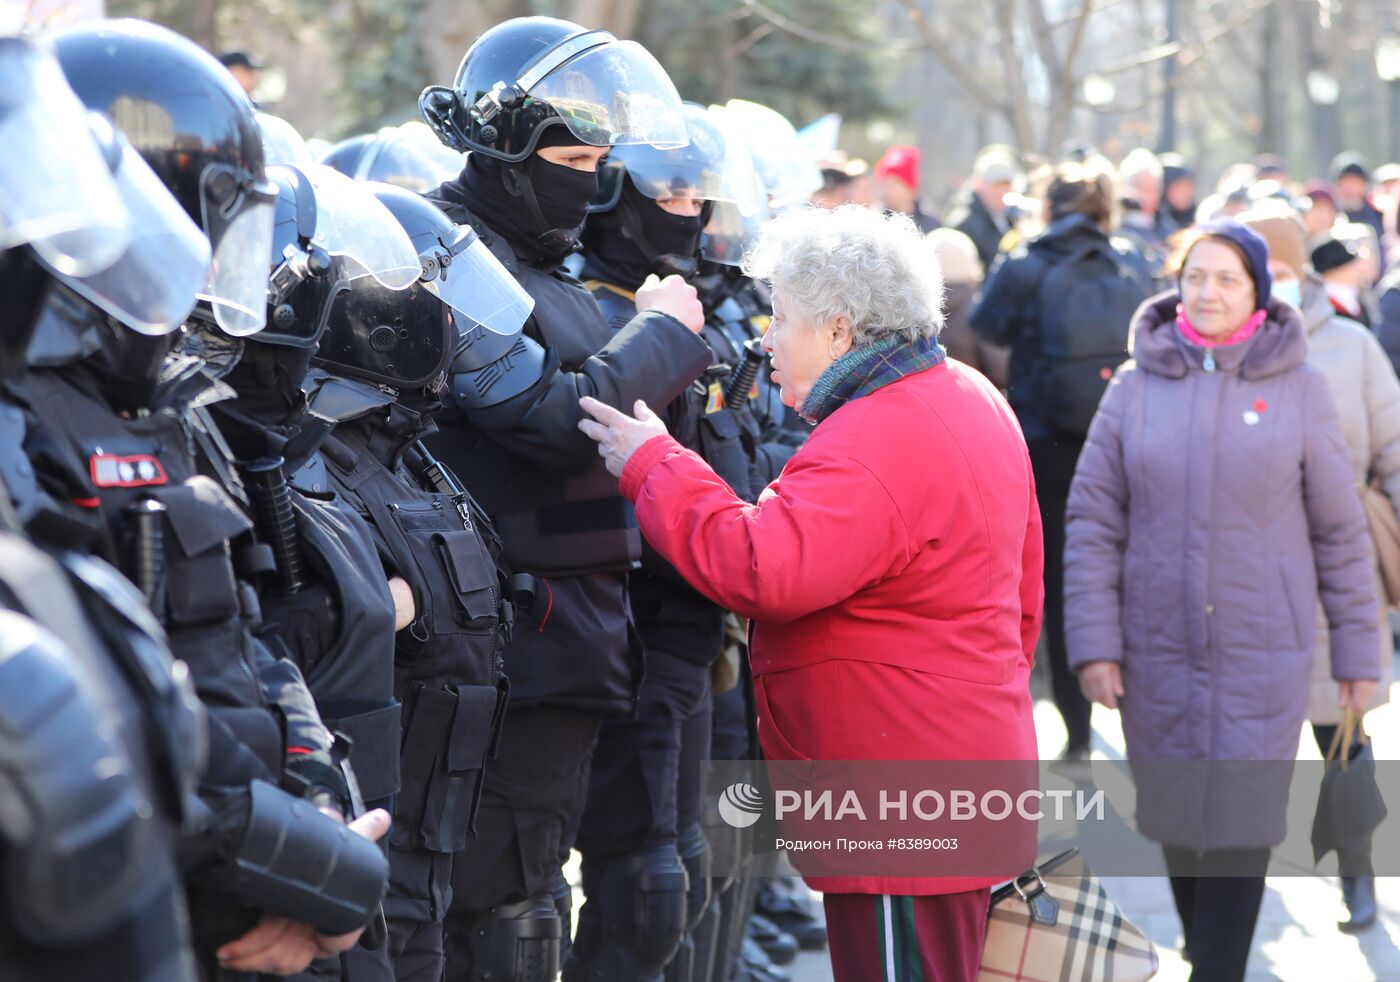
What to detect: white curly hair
<box><xmin>742</xmin><ymin>205</ymin><xmax>945</xmax><ymax>347</ymax></box>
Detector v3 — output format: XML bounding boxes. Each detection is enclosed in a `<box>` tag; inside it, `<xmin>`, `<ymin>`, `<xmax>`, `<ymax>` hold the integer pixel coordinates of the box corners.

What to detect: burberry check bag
<box><xmin>978</xmin><ymin>848</ymin><xmax>1159</xmax><ymax>982</ymax></box>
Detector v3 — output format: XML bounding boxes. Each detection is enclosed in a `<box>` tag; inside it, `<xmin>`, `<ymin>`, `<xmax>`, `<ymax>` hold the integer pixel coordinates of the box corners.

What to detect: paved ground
<box><xmin>568</xmin><ymin>662</ymin><xmax>1400</xmax><ymax>981</ymax></box>
<box><xmin>782</xmin><ymin>665</ymin><xmax>1400</xmax><ymax>982</ymax></box>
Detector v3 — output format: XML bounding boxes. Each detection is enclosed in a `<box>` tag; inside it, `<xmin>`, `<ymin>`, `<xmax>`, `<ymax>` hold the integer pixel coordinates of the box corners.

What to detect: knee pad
<box><xmin>568</xmin><ymin>845</ymin><xmax>688</xmax><ymax>980</ymax></box>
<box><xmin>462</xmin><ymin>896</ymin><xmax>561</xmax><ymax>982</ymax></box>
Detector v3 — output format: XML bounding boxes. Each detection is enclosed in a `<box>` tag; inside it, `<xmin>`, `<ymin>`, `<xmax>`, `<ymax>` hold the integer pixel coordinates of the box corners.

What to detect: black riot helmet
<box><xmin>419</xmin><ymin>17</ymin><xmax>687</xmax><ymax>162</ymax></box>
<box><xmin>50</xmin><ymin>18</ymin><xmax>278</xmax><ymax>337</ymax></box>
<box><xmin>314</xmin><ymin>183</ymin><xmax>533</xmax><ymax>392</ymax></box>
<box><xmin>261</xmin><ymin>164</ymin><xmax>420</xmax><ymax>349</ymax></box>
<box><xmin>587</xmin><ymin>103</ymin><xmax>756</xmax><ymax>280</ymax></box>
<box><xmin>320</xmin><ymin>123</ymin><xmax>464</xmax><ymax>193</ymax></box>
<box><xmin>1</xmin><ymin>38</ymin><xmax>209</xmax><ymax>391</ymax></box>
<box><xmin>320</xmin><ymin>133</ymin><xmax>376</xmax><ymax>179</ymax></box>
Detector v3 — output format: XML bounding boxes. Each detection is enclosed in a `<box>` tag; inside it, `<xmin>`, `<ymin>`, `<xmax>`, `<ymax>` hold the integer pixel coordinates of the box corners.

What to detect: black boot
<box><xmin>1339</xmin><ymin>876</ymin><xmax>1377</xmax><ymax>933</ymax></box>
<box><xmin>746</xmin><ymin>913</ymin><xmax>798</xmax><ymax>966</ymax></box>
<box><xmin>755</xmin><ymin>881</ymin><xmax>827</xmax><ymax>951</ymax></box>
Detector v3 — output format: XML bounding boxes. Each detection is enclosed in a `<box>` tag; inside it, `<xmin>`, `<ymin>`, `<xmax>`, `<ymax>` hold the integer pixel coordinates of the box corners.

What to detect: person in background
<box><xmin>1243</xmin><ymin>203</ymin><xmax>1399</xmax><ymax>935</ymax></box>
<box><xmin>927</xmin><ymin>227</ymin><xmax>1006</xmax><ymax>388</ymax></box>
<box><xmin>971</xmin><ymin>156</ymin><xmax>1150</xmax><ymax>763</ymax></box>
<box><xmin>1331</xmin><ymin>152</ymin><xmax>1386</xmax><ymax>262</ymax></box>
<box><xmin>1375</xmin><ymin>163</ymin><xmax>1400</xmax><ymax>201</ymax></box>
<box><xmin>1303</xmin><ymin>183</ymin><xmax>1341</xmax><ymax>245</ymax></box>
<box><xmin>217</xmin><ymin>49</ymin><xmax>261</xmax><ymax>98</ymax></box>
<box><xmin>813</xmin><ymin>167</ymin><xmax>852</xmax><ymax>209</ymax></box>
<box><xmin>1065</xmin><ymin>219</ymin><xmax>1379</xmax><ymax>982</ymax></box>
<box><xmin>812</xmin><ymin>158</ymin><xmax>851</xmax><ymax>210</ymax></box>
<box><xmin>1118</xmin><ymin>148</ymin><xmax>1172</xmax><ymax>269</ymax></box>
<box><xmin>1255</xmin><ymin>153</ymin><xmax>1289</xmax><ymax>184</ymax></box>
<box><xmin>1159</xmin><ymin>152</ymin><xmax>1197</xmax><ymax>230</ymax></box>
<box><xmin>1377</xmin><ymin>256</ymin><xmax>1400</xmax><ymax>377</ymax></box>
<box><xmin>948</xmin><ymin>144</ymin><xmax>1018</xmax><ymax>270</ymax></box>
<box><xmin>1312</xmin><ymin>233</ymin><xmax>1374</xmax><ymax>328</ymax></box>
<box><xmin>845</xmin><ymin>159</ymin><xmax>877</xmax><ymax>210</ymax></box>
<box><xmin>875</xmin><ymin>144</ymin><xmax>940</xmax><ymax>233</ymax></box>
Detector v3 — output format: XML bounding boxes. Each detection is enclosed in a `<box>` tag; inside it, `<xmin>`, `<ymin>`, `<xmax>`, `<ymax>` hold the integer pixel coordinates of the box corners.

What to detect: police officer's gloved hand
<box><xmin>636</xmin><ymin>273</ymin><xmax>705</xmax><ymax>333</ymax></box>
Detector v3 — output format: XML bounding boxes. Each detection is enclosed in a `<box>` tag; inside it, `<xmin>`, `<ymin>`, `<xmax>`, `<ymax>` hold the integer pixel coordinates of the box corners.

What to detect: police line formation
<box><xmin>0</xmin><ymin>14</ymin><xmax>836</xmax><ymax>982</ymax></box>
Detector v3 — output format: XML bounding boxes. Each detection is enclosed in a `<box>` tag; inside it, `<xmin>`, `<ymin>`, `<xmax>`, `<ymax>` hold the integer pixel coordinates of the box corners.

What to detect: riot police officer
<box><xmin>417</xmin><ymin>18</ymin><xmax>713</xmax><ymax>979</ymax></box>
<box><xmin>28</xmin><ymin>20</ymin><xmax>390</xmax><ymax>976</ymax></box>
<box><xmin>0</xmin><ymin>37</ymin><xmax>203</xmax><ymax>981</ymax></box>
<box><xmin>572</xmin><ymin>103</ymin><xmax>765</xmax><ymax>982</ymax></box>
<box><xmin>307</xmin><ymin>183</ymin><xmax>524</xmax><ymax>982</ymax></box>
<box><xmin>211</xmin><ymin>163</ymin><xmax>418</xmax><ymax>815</ymax></box>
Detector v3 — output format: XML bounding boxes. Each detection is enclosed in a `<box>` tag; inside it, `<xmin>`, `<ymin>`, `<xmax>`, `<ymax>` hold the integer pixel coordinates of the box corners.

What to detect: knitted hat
<box><xmin>1329</xmin><ymin>151</ymin><xmax>1370</xmax><ymax>183</ymax></box>
<box><xmin>874</xmin><ymin>145</ymin><xmax>920</xmax><ymax>191</ymax></box>
<box><xmin>1311</xmin><ymin>236</ymin><xmax>1362</xmax><ymax>275</ymax></box>
<box><xmin>1190</xmin><ymin>218</ymin><xmax>1273</xmax><ymax>311</ymax></box>
<box><xmin>1239</xmin><ymin>205</ymin><xmax>1307</xmax><ymax>283</ymax></box>
<box><xmin>1159</xmin><ymin>151</ymin><xmax>1192</xmax><ymax>190</ymax></box>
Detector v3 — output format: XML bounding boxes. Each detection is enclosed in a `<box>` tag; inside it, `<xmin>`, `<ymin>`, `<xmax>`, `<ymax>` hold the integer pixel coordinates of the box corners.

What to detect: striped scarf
<box><xmin>798</xmin><ymin>333</ymin><xmax>946</xmax><ymax>424</ymax></box>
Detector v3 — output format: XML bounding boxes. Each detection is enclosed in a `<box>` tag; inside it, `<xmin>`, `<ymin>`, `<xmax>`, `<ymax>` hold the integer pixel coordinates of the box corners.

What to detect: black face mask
<box><xmin>521</xmin><ymin>155</ymin><xmax>598</xmax><ymax>246</ymax></box>
<box><xmin>582</xmin><ymin>181</ymin><xmax>707</xmax><ymax>287</ymax></box>
<box><xmin>224</xmin><ymin>342</ymin><xmax>315</xmax><ymax>427</ymax></box>
<box><xmin>463</xmin><ymin>152</ymin><xmax>598</xmax><ymax>264</ymax></box>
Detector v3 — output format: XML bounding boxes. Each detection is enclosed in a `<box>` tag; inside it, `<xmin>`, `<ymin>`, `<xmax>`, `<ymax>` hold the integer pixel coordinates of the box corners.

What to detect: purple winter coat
<box><xmin>1064</xmin><ymin>293</ymin><xmax>1380</xmax><ymax>849</ymax></box>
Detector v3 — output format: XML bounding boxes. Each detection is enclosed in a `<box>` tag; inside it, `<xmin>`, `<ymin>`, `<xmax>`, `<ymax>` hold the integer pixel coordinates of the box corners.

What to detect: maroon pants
<box><xmin>823</xmin><ymin>888</ymin><xmax>990</xmax><ymax>982</ymax></box>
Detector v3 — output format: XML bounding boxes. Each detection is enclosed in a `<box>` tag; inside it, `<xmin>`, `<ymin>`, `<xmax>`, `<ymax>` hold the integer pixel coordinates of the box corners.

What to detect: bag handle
<box><xmin>1325</xmin><ymin>706</ymin><xmax>1369</xmax><ymax>770</ymax></box>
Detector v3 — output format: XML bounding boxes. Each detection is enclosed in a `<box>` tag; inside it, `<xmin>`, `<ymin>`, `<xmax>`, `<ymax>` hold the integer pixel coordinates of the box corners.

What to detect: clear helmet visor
<box><xmin>199</xmin><ymin>179</ymin><xmax>277</xmax><ymax>336</ymax></box>
<box><xmin>258</xmin><ymin>112</ymin><xmax>315</xmax><ymax>168</ymax></box>
<box><xmin>358</xmin><ymin>122</ymin><xmax>464</xmax><ymax>192</ymax></box>
<box><xmin>0</xmin><ymin>38</ymin><xmax>130</xmax><ymax>276</ymax></box>
<box><xmin>301</xmin><ymin>165</ymin><xmax>421</xmax><ymax>290</ymax></box>
<box><xmin>529</xmin><ymin>39</ymin><xmax>687</xmax><ymax>150</ymax></box>
<box><xmin>703</xmin><ymin>169</ymin><xmax>769</xmax><ymax>267</ymax></box>
<box><xmin>426</xmin><ymin>229</ymin><xmax>534</xmax><ymax>337</ymax></box>
<box><xmin>610</xmin><ymin>104</ymin><xmax>757</xmax><ymax>208</ymax></box>
<box><xmin>43</xmin><ymin>135</ymin><xmax>211</xmax><ymax>335</ymax></box>
<box><xmin>717</xmin><ymin>100</ymin><xmax>823</xmax><ymax>209</ymax></box>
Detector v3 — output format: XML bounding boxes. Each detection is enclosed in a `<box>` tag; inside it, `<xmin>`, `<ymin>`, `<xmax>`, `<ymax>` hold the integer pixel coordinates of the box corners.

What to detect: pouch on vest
<box><xmin>391</xmin><ymin>681</ymin><xmax>508</xmax><ymax>853</ymax></box>
<box><xmin>317</xmin><ymin>699</ymin><xmax>402</xmax><ymax>805</ymax></box>
<box><xmin>149</xmin><ymin>477</ymin><xmax>251</xmax><ymax>625</ymax></box>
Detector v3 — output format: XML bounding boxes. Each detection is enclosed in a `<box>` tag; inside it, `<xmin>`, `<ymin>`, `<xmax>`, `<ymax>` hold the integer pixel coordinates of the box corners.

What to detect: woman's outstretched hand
<box><xmin>578</xmin><ymin>396</ymin><xmax>668</xmax><ymax>478</ymax></box>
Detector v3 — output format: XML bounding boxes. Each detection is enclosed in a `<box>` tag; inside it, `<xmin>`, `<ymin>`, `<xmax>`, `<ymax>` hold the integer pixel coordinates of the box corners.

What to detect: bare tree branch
<box><xmin>1090</xmin><ymin>0</ymin><xmax>1277</xmax><ymax>77</ymax></box>
<box><xmin>992</xmin><ymin>0</ymin><xmax>1036</xmax><ymax>150</ymax></box>
<box><xmin>891</xmin><ymin>0</ymin><xmax>1013</xmax><ymax>119</ymax></box>
<box><xmin>1027</xmin><ymin>0</ymin><xmax>1063</xmax><ymax>85</ymax></box>
<box><xmin>1061</xmin><ymin>0</ymin><xmax>1094</xmax><ymax>87</ymax></box>
<box><xmin>1044</xmin><ymin>0</ymin><xmax>1131</xmax><ymax>30</ymax></box>
<box><xmin>733</xmin><ymin>21</ymin><xmax>775</xmax><ymax>55</ymax></box>
<box><xmin>738</xmin><ymin>0</ymin><xmax>921</xmax><ymax>52</ymax></box>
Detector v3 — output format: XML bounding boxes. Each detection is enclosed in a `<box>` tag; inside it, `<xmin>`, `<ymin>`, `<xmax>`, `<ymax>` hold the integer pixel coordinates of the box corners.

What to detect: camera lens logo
<box><xmin>718</xmin><ymin>782</ymin><xmax>764</xmax><ymax>828</ymax></box>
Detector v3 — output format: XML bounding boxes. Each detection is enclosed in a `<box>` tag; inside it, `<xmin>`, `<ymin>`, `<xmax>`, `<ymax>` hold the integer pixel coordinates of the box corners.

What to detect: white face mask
<box><xmin>1273</xmin><ymin>279</ymin><xmax>1302</xmax><ymax>310</ymax></box>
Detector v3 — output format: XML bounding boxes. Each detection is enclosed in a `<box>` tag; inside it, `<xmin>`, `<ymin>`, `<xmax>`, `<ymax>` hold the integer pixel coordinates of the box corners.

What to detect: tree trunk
<box><xmin>568</xmin><ymin>0</ymin><xmax>641</xmax><ymax>36</ymax></box>
<box><xmin>1256</xmin><ymin>1</ymin><xmax>1279</xmax><ymax>154</ymax></box>
<box><xmin>1158</xmin><ymin>0</ymin><xmax>1179</xmax><ymax>151</ymax></box>
<box><xmin>1295</xmin><ymin>0</ymin><xmax>1340</xmax><ymax>178</ymax></box>
<box><xmin>188</xmin><ymin>0</ymin><xmax>220</xmax><ymax>52</ymax></box>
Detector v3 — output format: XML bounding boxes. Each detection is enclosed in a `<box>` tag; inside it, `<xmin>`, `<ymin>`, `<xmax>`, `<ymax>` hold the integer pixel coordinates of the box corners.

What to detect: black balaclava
<box><xmin>0</xmin><ymin>248</ymin><xmax>51</xmax><ymax>382</ymax></box>
<box><xmin>216</xmin><ymin>341</ymin><xmax>318</xmax><ymax>463</ymax></box>
<box><xmin>463</xmin><ymin>123</ymin><xmax>599</xmax><ymax>264</ymax></box>
<box><xmin>582</xmin><ymin>176</ymin><xmax>708</xmax><ymax>288</ymax></box>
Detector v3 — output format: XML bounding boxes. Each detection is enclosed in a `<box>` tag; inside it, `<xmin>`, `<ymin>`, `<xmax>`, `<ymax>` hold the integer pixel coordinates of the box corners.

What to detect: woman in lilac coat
<box><xmin>1064</xmin><ymin>220</ymin><xmax>1379</xmax><ymax>982</ymax></box>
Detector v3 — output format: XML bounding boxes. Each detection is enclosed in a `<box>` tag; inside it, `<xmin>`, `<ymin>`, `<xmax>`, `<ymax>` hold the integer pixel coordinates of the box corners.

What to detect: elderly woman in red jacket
<box><xmin>579</xmin><ymin>205</ymin><xmax>1042</xmax><ymax>982</ymax></box>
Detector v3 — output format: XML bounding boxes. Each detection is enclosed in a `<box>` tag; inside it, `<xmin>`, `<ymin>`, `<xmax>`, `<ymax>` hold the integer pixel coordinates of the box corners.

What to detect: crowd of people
<box><xmin>2</xmin><ymin>9</ymin><xmax>1399</xmax><ymax>982</ymax></box>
